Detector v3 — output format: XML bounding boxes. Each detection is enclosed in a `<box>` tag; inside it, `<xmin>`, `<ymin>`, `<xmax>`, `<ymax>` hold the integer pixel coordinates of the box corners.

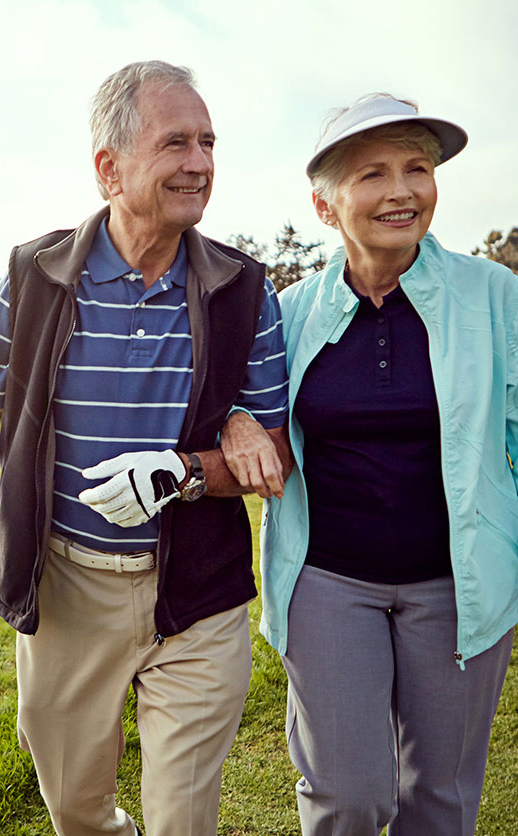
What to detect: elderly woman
<box><xmin>223</xmin><ymin>94</ymin><xmax>518</xmax><ymax>835</ymax></box>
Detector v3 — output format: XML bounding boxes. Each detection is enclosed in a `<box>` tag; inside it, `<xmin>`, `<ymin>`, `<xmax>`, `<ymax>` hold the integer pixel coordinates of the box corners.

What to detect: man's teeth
<box><xmin>169</xmin><ymin>186</ymin><xmax>201</xmax><ymax>193</ymax></box>
<box><xmin>377</xmin><ymin>212</ymin><xmax>415</xmax><ymax>221</ymax></box>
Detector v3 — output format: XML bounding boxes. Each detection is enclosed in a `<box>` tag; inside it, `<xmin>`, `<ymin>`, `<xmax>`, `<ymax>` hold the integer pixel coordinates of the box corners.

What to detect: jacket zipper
<box><xmin>399</xmin><ymin>282</ymin><xmax>465</xmax><ymax>666</ymax></box>
<box><xmin>279</xmin><ymin>302</ymin><xmax>358</xmax><ymax>654</ymax></box>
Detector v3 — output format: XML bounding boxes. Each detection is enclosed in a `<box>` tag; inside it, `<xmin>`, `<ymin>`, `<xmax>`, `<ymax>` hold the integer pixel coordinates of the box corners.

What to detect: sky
<box><xmin>1</xmin><ymin>0</ymin><xmax>517</xmax><ymax>269</ymax></box>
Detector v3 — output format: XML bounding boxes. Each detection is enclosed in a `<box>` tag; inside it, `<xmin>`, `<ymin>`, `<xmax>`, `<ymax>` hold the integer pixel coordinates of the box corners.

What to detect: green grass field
<box><xmin>1</xmin><ymin>495</ymin><xmax>517</xmax><ymax>834</ymax></box>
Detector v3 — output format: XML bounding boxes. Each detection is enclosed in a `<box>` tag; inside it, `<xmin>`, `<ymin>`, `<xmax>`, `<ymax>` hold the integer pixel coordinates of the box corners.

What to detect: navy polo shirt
<box><xmin>295</xmin><ymin>279</ymin><xmax>452</xmax><ymax>584</ymax></box>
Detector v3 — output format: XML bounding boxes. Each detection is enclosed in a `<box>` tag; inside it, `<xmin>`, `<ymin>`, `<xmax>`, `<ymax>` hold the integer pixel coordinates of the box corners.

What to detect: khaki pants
<box><xmin>17</xmin><ymin>547</ymin><xmax>252</xmax><ymax>836</ymax></box>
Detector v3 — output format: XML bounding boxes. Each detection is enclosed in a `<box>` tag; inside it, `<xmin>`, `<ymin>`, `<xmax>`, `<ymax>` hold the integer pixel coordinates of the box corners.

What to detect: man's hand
<box><xmin>220</xmin><ymin>412</ymin><xmax>290</xmax><ymax>500</ymax></box>
<box><xmin>78</xmin><ymin>449</ymin><xmax>186</xmax><ymax>527</ymax></box>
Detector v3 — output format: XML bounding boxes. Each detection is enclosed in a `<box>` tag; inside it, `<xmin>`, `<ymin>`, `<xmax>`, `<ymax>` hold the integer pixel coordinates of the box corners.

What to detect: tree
<box><xmin>226</xmin><ymin>234</ymin><xmax>268</xmax><ymax>265</ymax></box>
<box><xmin>228</xmin><ymin>223</ymin><xmax>327</xmax><ymax>292</ymax></box>
<box><xmin>472</xmin><ymin>227</ymin><xmax>518</xmax><ymax>274</ymax></box>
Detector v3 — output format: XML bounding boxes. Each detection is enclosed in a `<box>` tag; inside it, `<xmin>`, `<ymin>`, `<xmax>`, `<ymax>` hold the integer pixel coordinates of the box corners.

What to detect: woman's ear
<box><xmin>313</xmin><ymin>192</ymin><xmax>336</xmax><ymax>227</ymax></box>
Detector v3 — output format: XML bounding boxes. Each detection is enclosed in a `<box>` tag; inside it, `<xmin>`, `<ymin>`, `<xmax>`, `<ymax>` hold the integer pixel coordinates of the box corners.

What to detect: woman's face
<box><xmin>314</xmin><ymin>138</ymin><xmax>437</xmax><ymax>262</ymax></box>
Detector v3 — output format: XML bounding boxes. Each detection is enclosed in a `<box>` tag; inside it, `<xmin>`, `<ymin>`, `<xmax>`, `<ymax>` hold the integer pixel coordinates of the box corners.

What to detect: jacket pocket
<box><xmin>476</xmin><ymin>509</ymin><xmax>518</xmax><ymax>551</ymax></box>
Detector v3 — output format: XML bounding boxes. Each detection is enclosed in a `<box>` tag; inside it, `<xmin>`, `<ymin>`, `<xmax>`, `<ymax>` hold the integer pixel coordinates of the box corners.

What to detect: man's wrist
<box><xmin>176</xmin><ymin>452</ymin><xmax>191</xmax><ymax>489</ymax></box>
<box><xmin>226</xmin><ymin>406</ymin><xmax>256</xmax><ymax>421</ymax></box>
<box><xmin>174</xmin><ymin>452</ymin><xmax>208</xmax><ymax>501</ymax></box>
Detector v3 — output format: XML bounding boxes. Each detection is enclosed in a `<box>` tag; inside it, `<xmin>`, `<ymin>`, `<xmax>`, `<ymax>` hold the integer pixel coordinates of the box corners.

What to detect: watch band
<box><xmin>187</xmin><ymin>453</ymin><xmax>205</xmax><ymax>481</ymax></box>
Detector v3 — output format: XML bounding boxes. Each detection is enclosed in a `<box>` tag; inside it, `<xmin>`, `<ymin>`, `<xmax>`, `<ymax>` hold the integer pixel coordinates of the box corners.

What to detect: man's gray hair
<box><xmin>90</xmin><ymin>61</ymin><xmax>197</xmax><ymax>199</ymax></box>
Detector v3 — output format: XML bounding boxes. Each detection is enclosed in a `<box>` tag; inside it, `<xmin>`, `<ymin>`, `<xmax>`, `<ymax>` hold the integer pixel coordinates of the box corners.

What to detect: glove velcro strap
<box><xmin>151</xmin><ymin>469</ymin><xmax>182</xmax><ymax>502</ymax></box>
<box><xmin>128</xmin><ymin>469</ymin><xmax>151</xmax><ymax>518</ymax></box>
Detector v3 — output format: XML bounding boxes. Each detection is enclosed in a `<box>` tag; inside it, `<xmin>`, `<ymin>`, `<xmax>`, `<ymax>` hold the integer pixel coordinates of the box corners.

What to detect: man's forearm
<box><xmin>177</xmin><ymin>448</ymin><xmax>251</xmax><ymax>497</ymax></box>
<box><xmin>78</xmin><ymin>423</ymin><xmax>293</xmax><ymax>527</ymax></box>
<box><xmin>180</xmin><ymin>423</ymin><xmax>293</xmax><ymax>500</ymax></box>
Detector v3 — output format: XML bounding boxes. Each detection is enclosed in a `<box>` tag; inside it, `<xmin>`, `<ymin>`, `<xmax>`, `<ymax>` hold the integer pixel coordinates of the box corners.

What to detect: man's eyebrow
<box><xmin>162</xmin><ymin>130</ymin><xmax>216</xmax><ymax>143</ymax></box>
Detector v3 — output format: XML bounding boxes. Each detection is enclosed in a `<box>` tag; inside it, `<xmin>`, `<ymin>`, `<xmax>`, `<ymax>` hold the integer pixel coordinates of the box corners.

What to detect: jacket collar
<box><xmin>319</xmin><ymin>232</ymin><xmax>443</xmax><ymax>308</ymax></box>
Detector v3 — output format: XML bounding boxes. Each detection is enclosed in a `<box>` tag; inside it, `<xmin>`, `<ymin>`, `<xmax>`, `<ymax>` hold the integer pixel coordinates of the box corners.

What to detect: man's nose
<box><xmin>182</xmin><ymin>143</ymin><xmax>213</xmax><ymax>175</ymax></box>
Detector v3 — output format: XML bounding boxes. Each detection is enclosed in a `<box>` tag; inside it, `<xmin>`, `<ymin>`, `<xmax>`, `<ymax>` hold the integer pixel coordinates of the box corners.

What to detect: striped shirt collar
<box><xmin>85</xmin><ymin>217</ymin><xmax>188</xmax><ymax>288</ymax></box>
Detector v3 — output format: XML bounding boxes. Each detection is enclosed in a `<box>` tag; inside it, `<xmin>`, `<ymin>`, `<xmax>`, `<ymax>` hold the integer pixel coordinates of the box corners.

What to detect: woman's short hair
<box><xmin>311</xmin><ymin>94</ymin><xmax>443</xmax><ymax>204</ymax></box>
<box><xmin>90</xmin><ymin>61</ymin><xmax>196</xmax><ymax>199</ymax></box>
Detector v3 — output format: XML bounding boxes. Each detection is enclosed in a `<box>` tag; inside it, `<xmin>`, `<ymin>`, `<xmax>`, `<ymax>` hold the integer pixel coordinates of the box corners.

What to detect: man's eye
<box><xmin>362</xmin><ymin>171</ymin><xmax>381</xmax><ymax>180</ymax></box>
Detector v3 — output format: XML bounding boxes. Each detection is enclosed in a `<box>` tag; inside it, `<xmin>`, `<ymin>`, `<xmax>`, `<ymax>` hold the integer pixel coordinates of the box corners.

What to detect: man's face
<box><xmin>112</xmin><ymin>82</ymin><xmax>215</xmax><ymax>234</ymax></box>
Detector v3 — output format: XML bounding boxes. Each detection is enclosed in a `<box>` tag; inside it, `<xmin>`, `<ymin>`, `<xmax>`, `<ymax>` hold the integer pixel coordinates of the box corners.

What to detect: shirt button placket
<box><xmin>131</xmin><ymin>293</ymin><xmax>147</xmax><ymax>352</ymax></box>
<box><xmin>376</xmin><ymin>312</ymin><xmax>390</xmax><ymax>383</ymax></box>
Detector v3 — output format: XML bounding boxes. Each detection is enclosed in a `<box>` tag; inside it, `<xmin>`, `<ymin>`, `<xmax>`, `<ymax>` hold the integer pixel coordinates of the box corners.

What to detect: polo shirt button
<box><xmin>378</xmin><ymin>338</ymin><xmax>386</xmax><ymax>346</ymax></box>
<box><xmin>379</xmin><ymin>360</ymin><xmax>387</xmax><ymax>368</ymax></box>
<box><xmin>136</xmin><ymin>328</ymin><xmax>145</xmax><ymax>338</ymax></box>
<box><xmin>378</xmin><ymin>316</ymin><xmax>385</xmax><ymax>324</ymax></box>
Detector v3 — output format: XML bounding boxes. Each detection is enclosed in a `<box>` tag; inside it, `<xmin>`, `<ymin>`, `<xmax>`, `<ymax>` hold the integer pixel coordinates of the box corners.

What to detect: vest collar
<box><xmin>35</xmin><ymin>206</ymin><xmax>243</xmax><ymax>292</ymax></box>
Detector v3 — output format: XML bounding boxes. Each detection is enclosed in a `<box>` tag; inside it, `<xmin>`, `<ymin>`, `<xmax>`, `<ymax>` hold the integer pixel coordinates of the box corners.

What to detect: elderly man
<box><xmin>0</xmin><ymin>61</ymin><xmax>289</xmax><ymax>836</ymax></box>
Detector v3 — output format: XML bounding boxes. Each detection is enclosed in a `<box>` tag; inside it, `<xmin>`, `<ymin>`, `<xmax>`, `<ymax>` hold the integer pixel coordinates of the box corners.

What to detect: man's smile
<box><xmin>165</xmin><ymin>183</ymin><xmax>206</xmax><ymax>194</ymax></box>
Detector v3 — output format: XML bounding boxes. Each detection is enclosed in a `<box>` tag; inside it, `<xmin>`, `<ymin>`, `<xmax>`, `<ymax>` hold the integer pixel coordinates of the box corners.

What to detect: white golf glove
<box><xmin>78</xmin><ymin>449</ymin><xmax>186</xmax><ymax>527</ymax></box>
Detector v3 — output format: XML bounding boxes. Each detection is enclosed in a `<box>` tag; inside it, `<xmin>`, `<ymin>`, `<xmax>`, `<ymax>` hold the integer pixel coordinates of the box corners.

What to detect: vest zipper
<box><xmin>179</xmin><ymin>264</ymin><xmax>245</xmax><ymax>446</ymax></box>
<box><xmin>33</xmin><ymin>284</ymin><xmax>77</xmax><ymax>596</ymax></box>
<box><xmin>155</xmin><ymin>263</ymin><xmax>246</xmax><ymax>636</ymax></box>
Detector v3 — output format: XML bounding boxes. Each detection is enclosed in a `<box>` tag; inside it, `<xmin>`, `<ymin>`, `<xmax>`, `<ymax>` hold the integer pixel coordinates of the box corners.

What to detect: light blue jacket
<box><xmin>260</xmin><ymin>233</ymin><xmax>518</xmax><ymax>667</ymax></box>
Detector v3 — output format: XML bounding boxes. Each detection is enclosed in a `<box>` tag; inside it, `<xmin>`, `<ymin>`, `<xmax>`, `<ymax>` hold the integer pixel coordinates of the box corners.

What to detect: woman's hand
<box><xmin>220</xmin><ymin>412</ymin><xmax>292</xmax><ymax>499</ymax></box>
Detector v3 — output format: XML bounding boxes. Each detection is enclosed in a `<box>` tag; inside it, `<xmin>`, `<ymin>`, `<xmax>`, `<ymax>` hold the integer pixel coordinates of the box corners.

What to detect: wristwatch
<box><xmin>180</xmin><ymin>453</ymin><xmax>208</xmax><ymax>502</ymax></box>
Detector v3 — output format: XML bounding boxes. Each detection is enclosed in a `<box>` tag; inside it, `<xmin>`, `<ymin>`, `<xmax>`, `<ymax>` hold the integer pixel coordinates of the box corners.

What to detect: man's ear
<box><xmin>95</xmin><ymin>148</ymin><xmax>122</xmax><ymax>197</ymax></box>
<box><xmin>312</xmin><ymin>192</ymin><xmax>336</xmax><ymax>227</ymax></box>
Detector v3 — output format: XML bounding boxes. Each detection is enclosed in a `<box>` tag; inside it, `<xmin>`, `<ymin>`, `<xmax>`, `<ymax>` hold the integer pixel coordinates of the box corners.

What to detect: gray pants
<box><xmin>283</xmin><ymin>565</ymin><xmax>514</xmax><ymax>836</ymax></box>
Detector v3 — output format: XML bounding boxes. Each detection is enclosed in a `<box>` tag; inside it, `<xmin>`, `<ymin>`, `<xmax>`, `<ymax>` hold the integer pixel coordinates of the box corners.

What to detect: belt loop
<box><xmin>64</xmin><ymin>538</ymin><xmax>73</xmax><ymax>563</ymax></box>
<box><xmin>113</xmin><ymin>554</ymin><xmax>123</xmax><ymax>574</ymax></box>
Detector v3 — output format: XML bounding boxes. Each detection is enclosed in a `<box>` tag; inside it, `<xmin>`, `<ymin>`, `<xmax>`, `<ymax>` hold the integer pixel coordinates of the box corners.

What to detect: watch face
<box><xmin>181</xmin><ymin>478</ymin><xmax>207</xmax><ymax>502</ymax></box>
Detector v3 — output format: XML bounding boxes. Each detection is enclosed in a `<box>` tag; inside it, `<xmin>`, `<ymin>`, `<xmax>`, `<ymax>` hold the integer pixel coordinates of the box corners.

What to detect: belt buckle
<box><xmin>125</xmin><ymin>550</ymin><xmax>156</xmax><ymax>571</ymax></box>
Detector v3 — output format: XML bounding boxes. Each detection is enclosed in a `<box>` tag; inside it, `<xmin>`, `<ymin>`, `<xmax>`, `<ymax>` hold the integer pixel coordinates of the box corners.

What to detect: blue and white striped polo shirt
<box><xmin>0</xmin><ymin>220</ymin><xmax>288</xmax><ymax>552</ymax></box>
